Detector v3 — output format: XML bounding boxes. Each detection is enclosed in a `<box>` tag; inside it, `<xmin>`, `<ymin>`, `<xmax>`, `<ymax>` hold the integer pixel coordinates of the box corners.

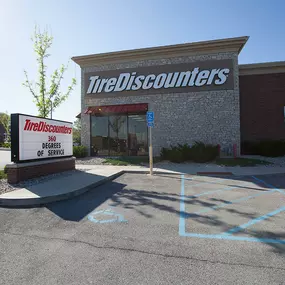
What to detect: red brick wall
<box><xmin>239</xmin><ymin>72</ymin><xmax>285</xmax><ymax>142</ymax></box>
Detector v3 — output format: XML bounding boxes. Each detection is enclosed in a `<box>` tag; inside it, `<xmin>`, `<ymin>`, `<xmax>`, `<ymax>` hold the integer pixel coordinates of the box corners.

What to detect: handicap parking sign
<box><xmin>147</xmin><ymin>111</ymin><xmax>154</xmax><ymax>123</ymax></box>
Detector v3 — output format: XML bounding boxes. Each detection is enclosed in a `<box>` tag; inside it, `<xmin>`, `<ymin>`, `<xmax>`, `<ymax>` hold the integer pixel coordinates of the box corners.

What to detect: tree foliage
<box><xmin>23</xmin><ymin>26</ymin><xmax>76</xmax><ymax>118</ymax></box>
<box><xmin>0</xmin><ymin>112</ymin><xmax>10</xmax><ymax>141</ymax></box>
<box><xmin>73</xmin><ymin>118</ymin><xmax>81</xmax><ymax>144</ymax></box>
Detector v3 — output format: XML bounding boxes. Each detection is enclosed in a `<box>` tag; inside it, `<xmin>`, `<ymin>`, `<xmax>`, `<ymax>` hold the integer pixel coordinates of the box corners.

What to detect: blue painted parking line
<box><xmin>185</xmin><ymin>176</ymin><xmax>257</xmax><ymax>189</ymax></box>
<box><xmin>179</xmin><ymin>174</ymin><xmax>285</xmax><ymax>244</ymax></box>
<box><xmin>252</xmin><ymin>176</ymin><xmax>285</xmax><ymax>195</ymax></box>
<box><xmin>185</xmin><ymin>178</ymin><xmax>231</xmax><ymax>187</ymax></box>
<box><xmin>180</xmin><ymin>232</ymin><xmax>285</xmax><ymax>244</ymax></box>
<box><xmin>223</xmin><ymin>205</ymin><xmax>285</xmax><ymax>235</ymax></box>
<box><xmin>191</xmin><ymin>189</ymin><xmax>276</xmax><ymax>215</ymax></box>
<box><xmin>186</xmin><ymin>186</ymin><xmax>237</xmax><ymax>199</ymax></box>
<box><xmin>179</xmin><ymin>174</ymin><xmax>186</xmax><ymax>236</ymax></box>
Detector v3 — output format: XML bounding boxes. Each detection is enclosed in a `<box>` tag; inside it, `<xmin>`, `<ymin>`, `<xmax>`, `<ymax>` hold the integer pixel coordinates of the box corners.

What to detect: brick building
<box><xmin>72</xmin><ymin>36</ymin><xmax>285</xmax><ymax>157</ymax></box>
<box><xmin>239</xmin><ymin>62</ymin><xmax>285</xmax><ymax>142</ymax></box>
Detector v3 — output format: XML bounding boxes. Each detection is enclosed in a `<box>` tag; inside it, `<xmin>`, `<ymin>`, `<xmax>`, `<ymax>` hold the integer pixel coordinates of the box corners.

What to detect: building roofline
<box><xmin>72</xmin><ymin>36</ymin><xmax>249</xmax><ymax>67</ymax></box>
<box><xmin>239</xmin><ymin>61</ymin><xmax>285</xmax><ymax>75</ymax></box>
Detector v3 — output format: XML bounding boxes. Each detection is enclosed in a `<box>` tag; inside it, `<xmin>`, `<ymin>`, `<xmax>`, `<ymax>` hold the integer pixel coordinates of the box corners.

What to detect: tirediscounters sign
<box><xmin>11</xmin><ymin>114</ymin><xmax>73</xmax><ymax>163</ymax></box>
<box><xmin>85</xmin><ymin>59</ymin><xmax>234</xmax><ymax>98</ymax></box>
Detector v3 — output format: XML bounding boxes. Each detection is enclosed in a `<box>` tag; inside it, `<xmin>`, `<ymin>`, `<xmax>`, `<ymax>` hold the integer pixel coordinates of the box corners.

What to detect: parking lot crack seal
<box><xmin>1</xmin><ymin>230</ymin><xmax>285</xmax><ymax>271</ymax></box>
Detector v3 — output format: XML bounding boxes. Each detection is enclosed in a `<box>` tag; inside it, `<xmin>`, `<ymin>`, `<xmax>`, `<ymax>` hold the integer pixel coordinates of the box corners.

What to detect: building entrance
<box><xmin>91</xmin><ymin>113</ymin><xmax>148</xmax><ymax>156</ymax></box>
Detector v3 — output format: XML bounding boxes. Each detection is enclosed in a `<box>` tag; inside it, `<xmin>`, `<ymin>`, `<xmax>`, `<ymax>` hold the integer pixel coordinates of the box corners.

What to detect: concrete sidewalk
<box><xmin>0</xmin><ymin>165</ymin><xmax>179</xmax><ymax>207</ymax></box>
<box><xmin>1</xmin><ymin>163</ymin><xmax>285</xmax><ymax>207</ymax></box>
<box><xmin>152</xmin><ymin>162</ymin><xmax>285</xmax><ymax>176</ymax></box>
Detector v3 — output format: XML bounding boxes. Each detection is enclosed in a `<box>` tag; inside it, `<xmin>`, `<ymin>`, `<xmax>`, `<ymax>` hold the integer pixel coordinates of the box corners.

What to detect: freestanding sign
<box><xmin>11</xmin><ymin>114</ymin><xmax>73</xmax><ymax>163</ymax></box>
<box><xmin>146</xmin><ymin>111</ymin><xmax>154</xmax><ymax>175</ymax></box>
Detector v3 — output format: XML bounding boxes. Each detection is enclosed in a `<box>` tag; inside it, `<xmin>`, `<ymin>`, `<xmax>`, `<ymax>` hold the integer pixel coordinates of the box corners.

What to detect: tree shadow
<box><xmin>236</xmin><ymin>230</ymin><xmax>285</xmax><ymax>255</ymax></box>
<box><xmin>227</xmin><ymin>184</ymin><xmax>270</xmax><ymax>192</ymax></box>
<box><xmin>225</xmin><ymin>208</ymin><xmax>258</xmax><ymax>219</ymax></box>
<box><xmin>45</xmin><ymin>172</ymin><xmax>285</xmax><ymax>254</ymax></box>
<box><xmin>107</xmin><ymin>185</ymin><xmax>285</xmax><ymax>254</ymax></box>
<box><xmin>185</xmin><ymin>213</ymin><xmax>230</xmax><ymax>227</ymax></box>
<box><xmin>209</xmin><ymin>197</ymin><xmax>231</xmax><ymax>203</ymax></box>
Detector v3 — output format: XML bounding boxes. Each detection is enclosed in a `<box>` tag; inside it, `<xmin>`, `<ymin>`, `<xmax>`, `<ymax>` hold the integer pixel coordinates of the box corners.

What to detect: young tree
<box><xmin>0</xmin><ymin>112</ymin><xmax>10</xmax><ymax>141</ymax></box>
<box><xmin>23</xmin><ymin>26</ymin><xmax>76</xmax><ymax>118</ymax></box>
<box><xmin>109</xmin><ymin>116</ymin><xmax>125</xmax><ymax>153</ymax></box>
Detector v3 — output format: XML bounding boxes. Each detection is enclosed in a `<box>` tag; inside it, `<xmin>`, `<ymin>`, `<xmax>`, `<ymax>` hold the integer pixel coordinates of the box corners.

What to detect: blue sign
<box><xmin>147</xmin><ymin>111</ymin><xmax>154</xmax><ymax>123</ymax></box>
<box><xmin>147</xmin><ymin>122</ymin><xmax>154</xmax><ymax>128</ymax></box>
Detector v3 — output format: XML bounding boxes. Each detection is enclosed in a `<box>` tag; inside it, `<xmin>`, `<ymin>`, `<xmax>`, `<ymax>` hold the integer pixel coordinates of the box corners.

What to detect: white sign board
<box><xmin>12</xmin><ymin>114</ymin><xmax>73</xmax><ymax>162</ymax></box>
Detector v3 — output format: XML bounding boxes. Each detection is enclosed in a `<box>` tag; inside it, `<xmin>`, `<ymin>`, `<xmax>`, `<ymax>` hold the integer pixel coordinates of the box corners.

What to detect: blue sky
<box><xmin>0</xmin><ymin>0</ymin><xmax>284</xmax><ymax>122</ymax></box>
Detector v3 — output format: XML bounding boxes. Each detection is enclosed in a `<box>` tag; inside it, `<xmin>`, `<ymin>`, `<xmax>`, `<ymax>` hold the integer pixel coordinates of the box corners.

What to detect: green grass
<box><xmin>215</xmin><ymin>157</ymin><xmax>272</xmax><ymax>167</ymax></box>
<box><xmin>0</xmin><ymin>170</ymin><xmax>7</xmax><ymax>179</ymax></box>
<box><xmin>102</xmin><ymin>156</ymin><xmax>160</xmax><ymax>166</ymax></box>
<box><xmin>102</xmin><ymin>156</ymin><xmax>272</xmax><ymax>167</ymax></box>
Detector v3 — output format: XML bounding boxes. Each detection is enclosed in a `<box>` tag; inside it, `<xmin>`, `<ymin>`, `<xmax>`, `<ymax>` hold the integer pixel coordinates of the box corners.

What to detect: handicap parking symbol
<box><xmin>88</xmin><ymin>209</ymin><xmax>127</xmax><ymax>224</ymax></box>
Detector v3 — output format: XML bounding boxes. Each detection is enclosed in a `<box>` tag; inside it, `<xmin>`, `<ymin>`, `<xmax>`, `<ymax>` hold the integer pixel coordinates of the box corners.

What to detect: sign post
<box><xmin>147</xmin><ymin>111</ymin><xmax>154</xmax><ymax>176</ymax></box>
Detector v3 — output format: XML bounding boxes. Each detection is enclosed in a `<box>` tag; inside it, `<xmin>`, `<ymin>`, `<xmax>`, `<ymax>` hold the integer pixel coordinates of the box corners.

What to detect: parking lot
<box><xmin>180</xmin><ymin>174</ymin><xmax>285</xmax><ymax>243</ymax></box>
<box><xmin>1</xmin><ymin>173</ymin><xmax>285</xmax><ymax>284</ymax></box>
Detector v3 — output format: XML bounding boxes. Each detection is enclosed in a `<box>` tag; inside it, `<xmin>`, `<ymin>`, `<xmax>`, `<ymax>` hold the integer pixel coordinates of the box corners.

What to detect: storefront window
<box><xmin>91</xmin><ymin>116</ymin><xmax>109</xmax><ymax>155</ymax></box>
<box><xmin>90</xmin><ymin>113</ymin><xmax>148</xmax><ymax>156</ymax></box>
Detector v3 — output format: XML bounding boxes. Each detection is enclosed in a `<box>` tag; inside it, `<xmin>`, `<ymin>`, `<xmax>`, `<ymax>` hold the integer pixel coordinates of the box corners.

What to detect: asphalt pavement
<box><xmin>0</xmin><ymin>173</ymin><xmax>285</xmax><ymax>284</ymax></box>
<box><xmin>0</xmin><ymin>149</ymin><xmax>10</xmax><ymax>169</ymax></box>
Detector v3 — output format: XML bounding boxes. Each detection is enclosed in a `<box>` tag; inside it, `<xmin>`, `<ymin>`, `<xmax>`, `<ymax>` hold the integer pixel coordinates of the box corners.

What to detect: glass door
<box><xmin>108</xmin><ymin>115</ymin><xmax>128</xmax><ymax>156</ymax></box>
<box><xmin>91</xmin><ymin>116</ymin><xmax>109</xmax><ymax>155</ymax></box>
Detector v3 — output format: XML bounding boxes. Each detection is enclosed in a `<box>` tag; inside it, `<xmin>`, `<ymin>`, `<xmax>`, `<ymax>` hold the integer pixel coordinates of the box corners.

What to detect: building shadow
<box><xmin>46</xmin><ymin>177</ymin><xmax>127</xmax><ymax>222</ymax></box>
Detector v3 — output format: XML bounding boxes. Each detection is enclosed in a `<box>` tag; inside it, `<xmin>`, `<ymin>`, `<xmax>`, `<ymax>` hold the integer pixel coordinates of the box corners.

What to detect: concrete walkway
<box><xmin>152</xmin><ymin>162</ymin><xmax>285</xmax><ymax>176</ymax></box>
<box><xmin>0</xmin><ymin>163</ymin><xmax>285</xmax><ymax>207</ymax></box>
<box><xmin>0</xmin><ymin>165</ymin><xmax>178</xmax><ymax>207</ymax></box>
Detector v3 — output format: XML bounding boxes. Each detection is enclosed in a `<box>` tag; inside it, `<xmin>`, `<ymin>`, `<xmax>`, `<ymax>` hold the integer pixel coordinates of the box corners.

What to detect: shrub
<box><xmin>241</xmin><ymin>141</ymin><xmax>260</xmax><ymax>155</ymax></box>
<box><xmin>258</xmin><ymin>140</ymin><xmax>285</xmax><ymax>157</ymax></box>
<box><xmin>241</xmin><ymin>140</ymin><xmax>285</xmax><ymax>157</ymax></box>
<box><xmin>160</xmin><ymin>147</ymin><xmax>170</xmax><ymax>160</ymax></box>
<box><xmin>177</xmin><ymin>143</ymin><xmax>192</xmax><ymax>161</ymax></box>
<box><xmin>161</xmin><ymin>144</ymin><xmax>192</xmax><ymax>162</ymax></box>
<box><xmin>73</xmin><ymin>145</ymin><xmax>88</xmax><ymax>158</ymax></box>
<box><xmin>0</xmin><ymin>170</ymin><xmax>7</xmax><ymax>179</ymax></box>
<box><xmin>167</xmin><ymin>147</ymin><xmax>185</xmax><ymax>163</ymax></box>
<box><xmin>160</xmin><ymin>141</ymin><xmax>219</xmax><ymax>163</ymax></box>
<box><xmin>0</xmin><ymin>142</ymin><xmax>11</xmax><ymax>148</ymax></box>
<box><xmin>190</xmin><ymin>141</ymin><xmax>219</xmax><ymax>163</ymax></box>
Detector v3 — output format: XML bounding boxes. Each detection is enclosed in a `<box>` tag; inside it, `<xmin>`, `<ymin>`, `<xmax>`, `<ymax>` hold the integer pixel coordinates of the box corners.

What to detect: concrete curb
<box><xmin>0</xmin><ymin>171</ymin><xmax>124</xmax><ymax>208</ymax></box>
<box><xmin>0</xmin><ymin>148</ymin><xmax>10</xmax><ymax>151</ymax></box>
<box><xmin>0</xmin><ymin>170</ymin><xmax>178</xmax><ymax>208</ymax></box>
<box><xmin>197</xmin><ymin>172</ymin><xmax>233</xmax><ymax>176</ymax></box>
